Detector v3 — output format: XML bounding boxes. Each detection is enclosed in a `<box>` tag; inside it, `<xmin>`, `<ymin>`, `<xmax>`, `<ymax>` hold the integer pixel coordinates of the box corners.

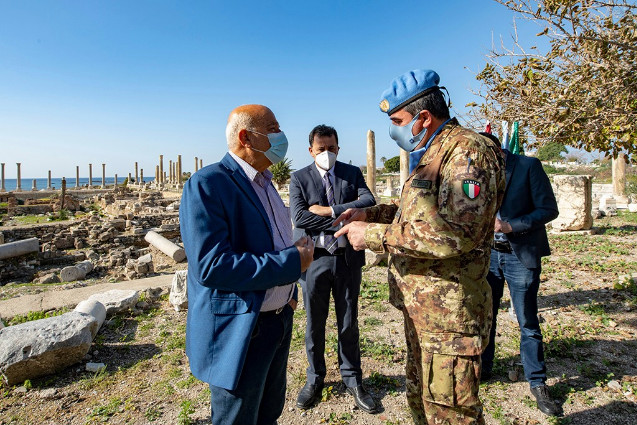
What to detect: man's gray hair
<box><xmin>226</xmin><ymin>111</ymin><xmax>256</xmax><ymax>150</ymax></box>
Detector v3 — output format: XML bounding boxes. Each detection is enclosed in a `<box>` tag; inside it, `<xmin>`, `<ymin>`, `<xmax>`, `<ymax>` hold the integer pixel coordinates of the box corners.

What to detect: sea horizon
<box><xmin>1</xmin><ymin>177</ymin><xmax>156</xmax><ymax>192</ymax></box>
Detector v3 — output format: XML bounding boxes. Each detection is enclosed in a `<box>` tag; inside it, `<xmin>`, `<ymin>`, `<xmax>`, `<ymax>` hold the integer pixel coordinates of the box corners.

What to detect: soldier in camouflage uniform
<box><xmin>335</xmin><ymin>69</ymin><xmax>505</xmax><ymax>424</ymax></box>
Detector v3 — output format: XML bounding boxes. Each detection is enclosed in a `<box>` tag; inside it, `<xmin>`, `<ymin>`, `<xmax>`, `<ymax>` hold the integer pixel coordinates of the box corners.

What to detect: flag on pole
<box><xmin>501</xmin><ymin>121</ymin><xmax>510</xmax><ymax>150</ymax></box>
<box><xmin>510</xmin><ymin>121</ymin><xmax>520</xmax><ymax>154</ymax></box>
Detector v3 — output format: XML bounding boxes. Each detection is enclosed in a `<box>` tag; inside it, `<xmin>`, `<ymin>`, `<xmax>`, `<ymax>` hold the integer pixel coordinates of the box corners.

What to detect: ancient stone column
<box><xmin>194</xmin><ymin>157</ymin><xmax>199</xmax><ymax>172</ymax></box>
<box><xmin>135</xmin><ymin>162</ymin><xmax>139</xmax><ymax>184</ymax></box>
<box><xmin>366</xmin><ymin>130</ymin><xmax>376</xmax><ymax>197</ymax></box>
<box><xmin>75</xmin><ymin>166</ymin><xmax>80</xmax><ymax>190</ymax></box>
<box><xmin>155</xmin><ymin>165</ymin><xmax>160</xmax><ymax>187</ymax></box>
<box><xmin>552</xmin><ymin>175</ymin><xmax>593</xmax><ymax>231</ymax></box>
<box><xmin>612</xmin><ymin>153</ymin><xmax>627</xmax><ymax>200</ymax></box>
<box><xmin>1</xmin><ymin>162</ymin><xmax>6</xmax><ymax>192</ymax></box>
<box><xmin>101</xmin><ymin>164</ymin><xmax>106</xmax><ymax>189</ymax></box>
<box><xmin>400</xmin><ymin>150</ymin><xmax>409</xmax><ymax>188</ymax></box>
<box><xmin>169</xmin><ymin>160</ymin><xmax>173</xmax><ymax>184</ymax></box>
<box><xmin>114</xmin><ymin>174</ymin><xmax>118</xmax><ymax>187</ymax></box>
<box><xmin>88</xmin><ymin>163</ymin><xmax>93</xmax><ymax>188</ymax></box>
<box><xmin>61</xmin><ymin>178</ymin><xmax>66</xmax><ymax>209</ymax></box>
<box><xmin>140</xmin><ymin>169</ymin><xmax>144</xmax><ymax>183</ymax></box>
<box><xmin>16</xmin><ymin>163</ymin><xmax>22</xmax><ymax>192</ymax></box>
<box><xmin>159</xmin><ymin>155</ymin><xmax>164</xmax><ymax>185</ymax></box>
<box><xmin>0</xmin><ymin>238</ymin><xmax>39</xmax><ymax>260</ymax></box>
<box><xmin>200</xmin><ymin>159</ymin><xmax>203</xmax><ymax>169</ymax></box>
<box><xmin>31</xmin><ymin>179</ymin><xmax>37</xmax><ymax>191</ymax></box>
<box><xmin>177</xmin><ymin>155</ymin><xmax>182</xmax><ymax>188</ymax></box>
<box><xmin>47</xmin><ymin>170</ymin><xmax>52</xmax><ymax>190</ymax></box>
<box><xmin>144</xmin><ymin>230</ymin><xmax>186</xmax><ymax>262</ymax></box>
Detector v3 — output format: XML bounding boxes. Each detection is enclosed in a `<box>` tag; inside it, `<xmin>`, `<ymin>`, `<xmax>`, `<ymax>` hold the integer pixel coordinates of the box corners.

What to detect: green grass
<box><xmin>8</xmin><ymin>308</ymin><xmax>69</xmax><ymax>325</ymax></box>
<box><xmin>360</xmin><ymin>337</ymin><xmax>399</xmax><ymax>363</ymax></box>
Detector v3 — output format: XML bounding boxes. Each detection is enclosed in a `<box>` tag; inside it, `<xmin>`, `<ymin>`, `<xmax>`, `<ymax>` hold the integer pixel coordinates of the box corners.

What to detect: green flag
<box><xmin>510</xmin><ymin>121</ymin><xmax>520</xmax><ymax>154</ymax></box>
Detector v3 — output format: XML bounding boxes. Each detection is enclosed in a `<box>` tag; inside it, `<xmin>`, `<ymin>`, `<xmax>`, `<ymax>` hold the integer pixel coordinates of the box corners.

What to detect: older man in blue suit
<box><xmin>479</xmin><ymin>133</ymin><xmax>560</xmax><ymax>417</ymax></box>
<box><xmin>179</xmin><ymin>104</ymin><xmax>314</xmax><ymax>425</ymax></box>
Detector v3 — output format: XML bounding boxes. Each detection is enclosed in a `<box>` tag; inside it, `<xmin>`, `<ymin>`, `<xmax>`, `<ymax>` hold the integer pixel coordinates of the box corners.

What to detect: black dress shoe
<box><xmin>346</xmin><ymin>385</ymin><xmax>378</xmax><ymax>414</ymax></box>
<box><xmin>530</xmin><ymin>385</ymin><xmax>561</xmax><ymax>416</ymax></box>
<box><xmin>296</xmin><ymin>382</ymin><xmax>323</xmax><ymax>409</ymax></box>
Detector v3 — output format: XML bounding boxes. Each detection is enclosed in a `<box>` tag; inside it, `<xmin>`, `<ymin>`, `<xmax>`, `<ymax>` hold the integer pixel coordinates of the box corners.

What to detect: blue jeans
<box><xmin>209</xmin><ymin>304</ymin><xmax>293</xmax><ymax>425</ymax></box>
<box><xmin>481</xmin><ymin>250</ymin><xmax>547</xmax><ymax>387</ymax></box>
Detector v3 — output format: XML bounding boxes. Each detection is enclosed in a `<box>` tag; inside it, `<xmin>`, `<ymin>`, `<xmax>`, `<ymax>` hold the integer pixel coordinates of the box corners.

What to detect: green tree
<box><xmin>469</xmin><ymin>0</ymin><xmax>637</xmax><ymax>160</ymax></box>
<box><xmin>269</xmin><ymin>158</ymin><xmax>293</xmax><ymax>189</ymax></box>
<box><xmin>383</xmin><ymin>156</ymin><xmax>400</xmax><ymax>173</ymax></box>
<box><xmin>536</xmin><ymin>142</ymin><xmax>567</xmax><ymax>162</ymax></box>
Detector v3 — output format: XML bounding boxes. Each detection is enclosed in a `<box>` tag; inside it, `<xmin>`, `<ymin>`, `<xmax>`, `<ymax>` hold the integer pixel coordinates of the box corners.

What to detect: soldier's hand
<box><xmin>309</xmin><ymin>204</ymin><xmax>333</xmax><ymax>217</ymax></box>
<box><xmin>333</xmin><ymin>208</ymin><xmax>367</xmax><ymax>227</ymax></box>
<box><xmin>334</xmin><ymin>221</ymin><xmax>368</xmax><ymax>251</ymax></box>
<box><xmin>294</xmin><ymin>236</ymin><xmax>315</xmax><ymax>272</ymax></box>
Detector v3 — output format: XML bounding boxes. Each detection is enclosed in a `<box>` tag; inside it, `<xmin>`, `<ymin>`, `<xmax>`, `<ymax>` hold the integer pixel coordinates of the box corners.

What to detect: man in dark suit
<box><xmin>179</xmin><ymin>104</ymin><xmax>314</xmax><ymax>425</ymax></box>
<box><xmin>289</xmin><ymin>124</ymin><xmax>377</xmax><ymax>413</ymax></box>
<box><xmin>479</xmin><ymin>133</ymin><xmax>560</xmax><ymax>417</ymax></box>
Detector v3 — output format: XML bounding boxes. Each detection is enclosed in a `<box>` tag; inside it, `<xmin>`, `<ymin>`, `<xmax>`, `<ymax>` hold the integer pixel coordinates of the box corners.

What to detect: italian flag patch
<box><xmin>462</xmin><ymin>179</ymin><xmax>481</xmax><ymax>199</ymax></box>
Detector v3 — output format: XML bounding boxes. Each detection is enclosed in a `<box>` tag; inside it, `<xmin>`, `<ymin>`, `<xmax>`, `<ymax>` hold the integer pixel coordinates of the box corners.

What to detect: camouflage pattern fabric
<box><xmin>364</xmin><ymin>118</ymin><xmax>505</xmax><ymax>423</ymax></box>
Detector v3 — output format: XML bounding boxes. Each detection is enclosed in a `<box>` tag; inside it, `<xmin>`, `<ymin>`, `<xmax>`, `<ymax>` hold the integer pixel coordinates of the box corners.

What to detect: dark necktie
<box><xmin>322</xmin><ymin>173</ymin><xmax>338</xmax><ymax>254</ymax></box>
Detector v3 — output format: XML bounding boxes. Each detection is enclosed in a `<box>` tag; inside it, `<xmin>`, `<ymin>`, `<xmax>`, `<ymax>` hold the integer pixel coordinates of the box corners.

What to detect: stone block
<box><xmin>87</xmin><ymin>289</ymin><xmax>139</xmax><ymax>316</ymax></box>
<box><xmin>0</xmin><ymin>311</ymin><xmax>98</xmax><ymax>386</ymax></box>
<box><xmin>169</xmin><ymin>270</ymin><xmax>188</xmax><ymax>312</ymax></box>
<box><xmin>552</xmin><ymin>175</ymin><xmax>593</xmax><ymax>231</ymax></box>
<box><xmin>60</xmin><ymin>265</ymin><xmax>86</xmax><ymax>282</ymax></box>
<box><xmin>36</xmin><ymin>273</ymin><xmax>61</xmax><ymax>284</ymax></box>
<box><xmin>0</xmin><ymin>238</ymin><xmax>39</xmax><ymax>260</ymax></box>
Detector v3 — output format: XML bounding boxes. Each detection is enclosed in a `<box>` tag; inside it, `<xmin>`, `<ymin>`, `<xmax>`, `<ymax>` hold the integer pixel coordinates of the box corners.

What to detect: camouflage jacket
<box><xmin>364</xmin><ymin>118</ymin><xmax>505</xmax><ymax>355</ymax></box>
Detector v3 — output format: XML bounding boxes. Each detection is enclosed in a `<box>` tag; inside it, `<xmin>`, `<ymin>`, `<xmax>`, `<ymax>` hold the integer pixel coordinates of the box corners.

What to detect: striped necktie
<box><xmin>322</xmin><ymin>173</ymin><xmax>338</xmax><ymax>254</ymax></box>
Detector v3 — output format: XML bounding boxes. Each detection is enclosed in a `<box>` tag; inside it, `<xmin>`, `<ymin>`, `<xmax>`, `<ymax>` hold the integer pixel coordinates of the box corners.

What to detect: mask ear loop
<box><xmin>439</xmin><ymin>86</ymin><xmax>451</xmax><ymax>108</ymax></box>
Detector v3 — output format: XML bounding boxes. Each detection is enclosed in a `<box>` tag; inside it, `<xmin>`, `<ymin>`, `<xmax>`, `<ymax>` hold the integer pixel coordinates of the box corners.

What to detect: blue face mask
<box><xmin>388</xmin><ymin>113</ymin><xmax>427</xmax><ymax>152</ymax></box>
<box><xmin>250</xmin><ymin>130</ymin><xmax>289</xmax><ymax>164</ymax></box>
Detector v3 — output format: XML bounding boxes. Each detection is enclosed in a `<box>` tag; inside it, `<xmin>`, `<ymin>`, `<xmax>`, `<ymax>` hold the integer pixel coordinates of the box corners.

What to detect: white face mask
<box><xmin>315</xmin><ymin>151</ymin><xmax>337</xmax><ymax>171</ymax></box>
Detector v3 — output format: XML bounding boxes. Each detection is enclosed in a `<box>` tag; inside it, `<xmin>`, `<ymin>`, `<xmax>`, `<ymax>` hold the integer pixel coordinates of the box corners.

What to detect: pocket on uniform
<box><xmin>210</xmin><ymin>295</ymin><xmax>251</xmax><ymax>315</ymax></box>
<box><xmin>422</xmin><ymin>352</ymin><xmax>455</xmax><ymax>407</ymax></box>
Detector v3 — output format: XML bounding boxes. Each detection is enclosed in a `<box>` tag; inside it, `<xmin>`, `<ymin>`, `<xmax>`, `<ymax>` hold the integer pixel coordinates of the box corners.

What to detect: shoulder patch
<box><xmin>462</xmin><ymin>179</ymin><xmax>481</xmax><ymax>199</ymax></box>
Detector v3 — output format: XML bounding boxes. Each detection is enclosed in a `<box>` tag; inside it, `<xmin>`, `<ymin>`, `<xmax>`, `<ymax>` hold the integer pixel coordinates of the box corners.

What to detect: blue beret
<box><xmin>379</xmin><ymin>69</ymin><xmax>441</xmax><ymax>115</ymax></box>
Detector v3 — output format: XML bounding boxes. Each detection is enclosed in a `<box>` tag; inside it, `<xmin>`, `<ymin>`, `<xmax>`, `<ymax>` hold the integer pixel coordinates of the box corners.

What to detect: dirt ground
<box><xmin>1</xmin><ymin>212</ymin><xmax>637</xmax><ymax>425</ymax></box>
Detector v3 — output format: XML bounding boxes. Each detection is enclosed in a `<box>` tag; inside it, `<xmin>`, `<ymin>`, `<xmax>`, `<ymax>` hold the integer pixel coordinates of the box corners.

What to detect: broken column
<box><xmin>144</xmin><ymin>230</ymin><xmax>186</xmax><ymax>262</ymax></box>
<box><xmin>31</xmin><ymin>179</ymin><xmax>37</xmax><ymax>191</ymax></box>
<box><xmin>194</xmin><ymin>156</ymin><xmax>199</xmax><ymax>172</ymax></box>
<box><xmin>0</xmin><ymin>162</ymin><xmax>5</xmax><ymax>192</ymax></box>
<box><xmin>88</xmin><ymin>163</ymin><xmax>93</xmax><ymax>188</ymax></box>
<box><xmin>135</xmin><ymin>162</ymin><xmax>139</xmax><ymax>184</ymax></box>
<box><xmin>0</xmin><ymin>238</ymin><xmax>39</xmax><ymax>260</ymax></box>
<box><xmin>101</xmin><ymin>164</ymin><xmax>106</xmax><ymax>189</ymax></box>
<box><xmin>612</xmin><ymin>153</ymin><xmax>628</xmax><ymax>203</ymax></box>
<box><xmin>552</xmin><ymin>175</ymin><xmax>593</xmax><ymax>231</ymax></box>
<box><xmin>200</xmin><ymin>159</ymin><xmax>203</xmax><ymax>169</ymax></box>
<box><xmin>76</xmin><ymin>166</ymin><xmax>80</xmax><ymax>189</ymax></box>
<box><xmin>15</xmin><ymin>163</ymin><xmax>22</xmax><ymax>192</ymax></box>
<box><xmin>177</xmin><ymin>155</ymin><xmax>182</xmax><ymax>188</ymax></box>
<box><xmin>169</xmin><ymin>270</ymin><xmax>188</xmax><ymax>311</ymax></box>
<box><xmin>400</xmin><ymin>150</ymin><xmax>409</xmax><ymax>188</ymax></box>
<box><xmin>366</xmin><ymin>130</ymin><xmax>376</xmax><ymax>197</ymax></box>
<box><xmin>47</xmin><ymin>170</ymin><xmax>52</xmax><ymax>190</ymax></box>
<box><xmin>159</xmin><ymin>155</ymin><xmax>164</xmax><ymax>185</ymax></box>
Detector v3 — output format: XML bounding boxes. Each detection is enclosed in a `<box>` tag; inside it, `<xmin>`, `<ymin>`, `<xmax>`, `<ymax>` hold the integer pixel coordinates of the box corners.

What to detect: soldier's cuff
<box><xmin>364</xmin><ymin>223</ymin><xmax>389</xmax><ymax>253</ymax></box>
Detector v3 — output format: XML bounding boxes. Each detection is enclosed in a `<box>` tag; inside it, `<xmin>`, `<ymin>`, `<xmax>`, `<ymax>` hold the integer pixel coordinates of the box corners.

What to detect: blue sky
<box><xmin>0</xmin><ymin>0</ymin><xmax>539</xmax><ymax>179</ymax></box>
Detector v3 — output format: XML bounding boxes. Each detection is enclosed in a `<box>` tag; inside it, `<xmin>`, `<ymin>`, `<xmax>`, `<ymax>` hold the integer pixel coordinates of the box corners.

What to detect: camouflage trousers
<box><xmin>402</xmin><ymin>310</ymin><xmax>484</xmax><ymax>425</ymax></box>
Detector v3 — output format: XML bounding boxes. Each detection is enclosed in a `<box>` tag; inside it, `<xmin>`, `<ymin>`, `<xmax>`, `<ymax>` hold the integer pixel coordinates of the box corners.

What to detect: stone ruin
<box><xmin>0</xmin><ymin>187</ymin><xmax>185</xmax><ymax>286</ymax></box>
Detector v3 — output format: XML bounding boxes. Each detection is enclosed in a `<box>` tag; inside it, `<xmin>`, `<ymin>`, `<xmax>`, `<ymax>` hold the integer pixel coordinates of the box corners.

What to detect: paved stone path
<box><xmin>0</xmin><ymin>274</ymin><xmax>173</xmax><ymax>319</ymax></box>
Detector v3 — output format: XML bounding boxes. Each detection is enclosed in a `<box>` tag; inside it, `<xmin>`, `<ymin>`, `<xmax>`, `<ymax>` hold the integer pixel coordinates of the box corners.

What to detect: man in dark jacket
<box><xmin>479</xmin><ymin>132</ymin><xmax>561</xmax><ymax>417</ymax></box>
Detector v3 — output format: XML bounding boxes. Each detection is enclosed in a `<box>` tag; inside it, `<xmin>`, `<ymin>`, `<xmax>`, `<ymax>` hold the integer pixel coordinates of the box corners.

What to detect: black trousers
<box><xmin>301</xmin><ymin>250</ymin><xmax>362</xmax><ymax>388</ymax></box>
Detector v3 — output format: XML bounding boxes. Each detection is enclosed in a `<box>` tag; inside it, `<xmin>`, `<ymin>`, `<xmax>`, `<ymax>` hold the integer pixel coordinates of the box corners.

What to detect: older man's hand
<box><xmin>294</xmin><ymin>236</ymin><xmax>315</xmax><ymax>272</ymax></box>
<box><xmin>334</xmin><ymin>221</ymin><xmax>369</xmax><ymax>251</ymax></box>
<box><xmin>494</xmin><ymin>217</ymin><xmax>513</xmax><ymax>233</ymax></box>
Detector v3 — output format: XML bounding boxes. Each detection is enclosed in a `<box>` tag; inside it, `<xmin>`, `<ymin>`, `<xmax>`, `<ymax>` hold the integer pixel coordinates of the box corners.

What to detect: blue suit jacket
<box><xmin>501</xmin><ymin>150</ymin><xmax>559</xmax><ymax>269</ymax></box>
<box><xmin>289</xmin><ymin>161</ymin><xmax>375</xmax><ymax>268</ymax></box>
<box><xmin>179</xmin><ymin>153</ymin><xmax>301</xmax><ymax>390</ymax></box>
